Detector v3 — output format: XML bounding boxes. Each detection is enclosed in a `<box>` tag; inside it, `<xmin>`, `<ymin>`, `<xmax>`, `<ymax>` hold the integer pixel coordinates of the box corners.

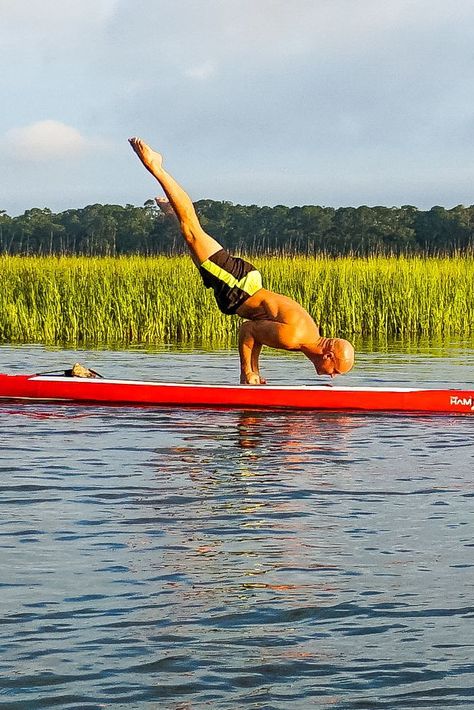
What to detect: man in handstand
<box><xmin>129</xmin><ymin>137</ymin><xmax>354</xmax><ymax>384</ymax></box>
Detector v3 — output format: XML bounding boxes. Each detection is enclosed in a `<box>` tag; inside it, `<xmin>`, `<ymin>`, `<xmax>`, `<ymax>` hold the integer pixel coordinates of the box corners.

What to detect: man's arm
<box><xmin>238</xmin><ymin>321</ymin><xmax>264</xmax><ymax>385</ymax></box>
<box><xmin>238</xmin><ymin>319</ymin><xmax>302</xmax><ymax>385</ymax></box>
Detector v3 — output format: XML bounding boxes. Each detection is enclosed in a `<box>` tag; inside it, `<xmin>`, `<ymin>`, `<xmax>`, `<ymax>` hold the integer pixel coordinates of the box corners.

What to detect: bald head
<box><xmin>309</xmin><ymin>337</ymin><xmax>355</xmax><ymax>378</ymax></box>
<box><xmin>332</xmin><ymin>338</ymin><xmax>355</xmax><ymax>375</ymax></box>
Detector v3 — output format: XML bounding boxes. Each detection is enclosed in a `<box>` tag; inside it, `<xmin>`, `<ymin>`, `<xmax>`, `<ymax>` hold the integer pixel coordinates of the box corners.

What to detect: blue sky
<box><xmin>1</xmin><ymin>0</ymin><xmax>473</xmax><ymax>215</ymax></box>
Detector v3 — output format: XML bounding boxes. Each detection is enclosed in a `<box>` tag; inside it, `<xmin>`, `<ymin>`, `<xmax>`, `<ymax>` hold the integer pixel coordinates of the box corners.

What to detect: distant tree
<box><xmin>0</xmin><ymin>200</ymin><xmax>472</xmax><ymax>256</ymax></box>
<box><xmin>0</xmin><ymin>210</ymin><xmax>12</xmax><ymax>253</ymax></box>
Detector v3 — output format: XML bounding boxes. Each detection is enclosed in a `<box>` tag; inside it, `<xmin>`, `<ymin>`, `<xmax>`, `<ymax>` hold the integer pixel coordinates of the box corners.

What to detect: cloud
<box><xmin>3</xmin><ymin>120</ymin><xmax>92</xmax><ymax>161</ymax></box>
<box><xmin>1</xmin><ymin>0</ymin><xmax>474</xmax><ymax>214</ymax></box>
<box><xmin>99</xmin><ymin>0</ymin><xmax>474</xmax><ymax>72</ymax></box>
<box><xmin>184</xmin><ymin>61</ymin><xmax>216</xmax><ymax>81</ymax></box>
<box><xmin>0</xmin><ymin>0</ymin><xmax>118</xmax><ymax>32</ymax></box>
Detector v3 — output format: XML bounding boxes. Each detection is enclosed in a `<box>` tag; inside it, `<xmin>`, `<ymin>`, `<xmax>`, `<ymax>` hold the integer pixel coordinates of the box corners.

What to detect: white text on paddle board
<box><xmin>450</xmin><ymin>396</ymin><xmax>473</xmax><ymax>409</ymax></box>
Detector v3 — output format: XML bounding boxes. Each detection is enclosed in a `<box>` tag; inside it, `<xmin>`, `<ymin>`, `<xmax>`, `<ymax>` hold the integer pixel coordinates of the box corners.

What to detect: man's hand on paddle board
<box><xmin>240</xmin><ymin>371</ymin><xmax>267</xmax><ymax>386</ymax></box>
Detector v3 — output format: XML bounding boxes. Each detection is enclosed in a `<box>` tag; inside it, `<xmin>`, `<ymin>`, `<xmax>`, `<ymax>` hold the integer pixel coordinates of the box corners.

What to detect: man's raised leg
<box><xmin>129</xmin><ymin>137</ymin><xmax>222</xmax><ymax>264</ymax></box>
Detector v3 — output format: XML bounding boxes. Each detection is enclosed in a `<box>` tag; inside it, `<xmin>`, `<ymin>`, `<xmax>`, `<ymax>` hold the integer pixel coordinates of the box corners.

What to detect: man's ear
<box><xmin>323</xmin><ymin>351</ymin><xmax>335</xmax><ymax>362</ymax></box>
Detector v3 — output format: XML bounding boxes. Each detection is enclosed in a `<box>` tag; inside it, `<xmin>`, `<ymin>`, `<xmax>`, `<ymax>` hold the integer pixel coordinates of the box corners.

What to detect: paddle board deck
<box><xmin>0</xmin><ymin>373</ymin><xmax>472</xmax><ymax>414</ymax></box>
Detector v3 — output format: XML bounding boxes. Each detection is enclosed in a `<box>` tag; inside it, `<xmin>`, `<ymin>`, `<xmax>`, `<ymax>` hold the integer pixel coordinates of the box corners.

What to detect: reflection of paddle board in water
<box><xmin>0</xmin><ymin>372</ymin><xmax>473</xmax><ymax>414</ymax></box>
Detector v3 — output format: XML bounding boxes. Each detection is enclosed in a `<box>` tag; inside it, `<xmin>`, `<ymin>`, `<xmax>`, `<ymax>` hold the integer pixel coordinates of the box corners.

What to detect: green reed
<box><xmin>0</xmin><ymin>254</ymin><xmax>472</xmax><ymax>346</ymax></box>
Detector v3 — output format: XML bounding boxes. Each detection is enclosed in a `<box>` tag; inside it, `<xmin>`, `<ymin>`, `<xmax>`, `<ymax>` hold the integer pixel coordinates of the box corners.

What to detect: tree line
<box><xmin>1</xmin><ymin>200</ymin><xmax>473</xmax><ymax>256</ymax></box>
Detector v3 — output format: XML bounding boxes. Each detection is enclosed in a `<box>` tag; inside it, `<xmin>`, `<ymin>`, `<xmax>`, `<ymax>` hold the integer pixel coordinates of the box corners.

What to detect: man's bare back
<box><xmin>237</xmin><ymin>288</ymin><xmax>318</xmax><ymax>327</ymax></box>
<box><xmin>129</xmin><ymin>137</ymin><xmax>355</xmax><ymax>384</ymax></box>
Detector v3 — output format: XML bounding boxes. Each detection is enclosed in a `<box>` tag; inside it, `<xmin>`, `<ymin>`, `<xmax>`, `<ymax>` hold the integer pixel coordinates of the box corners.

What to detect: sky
<box><xmin>1</xmin><ymin>0</ymin><xmax>474</xmax><ymax>215</ymax></box>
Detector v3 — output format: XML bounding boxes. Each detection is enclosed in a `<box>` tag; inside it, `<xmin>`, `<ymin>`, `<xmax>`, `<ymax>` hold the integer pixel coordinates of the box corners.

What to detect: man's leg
<box><xmin>129</xmin><ymin>138</ymin><xmax>222</xmax><ymax>264</ymax></box>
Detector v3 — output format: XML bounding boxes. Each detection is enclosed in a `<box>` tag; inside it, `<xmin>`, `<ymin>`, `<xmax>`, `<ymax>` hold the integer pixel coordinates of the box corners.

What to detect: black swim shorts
<box><xmin>199</xmin><ymin>249</ymin><xmax>263</xmax><ymax>315</ymax></box>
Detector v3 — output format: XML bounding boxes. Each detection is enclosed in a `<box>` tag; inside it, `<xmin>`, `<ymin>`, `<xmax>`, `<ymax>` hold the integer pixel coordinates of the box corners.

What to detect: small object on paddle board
<box><xmin>64</xmin><ymin>363</ymin><xmax>103</xmax><ymax>378</ymax></box>
<box><xmin>35</xmin><ymin>363</ymin><xmax>104</xmax><ymax>378</ymax></box>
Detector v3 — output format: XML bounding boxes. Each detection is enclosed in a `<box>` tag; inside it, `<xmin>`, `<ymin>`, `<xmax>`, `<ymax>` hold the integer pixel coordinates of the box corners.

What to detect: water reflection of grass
<box><xmin>0</xmin><ymin>254</ymin><xmax>472</xmax><ymax>346</ymax></box>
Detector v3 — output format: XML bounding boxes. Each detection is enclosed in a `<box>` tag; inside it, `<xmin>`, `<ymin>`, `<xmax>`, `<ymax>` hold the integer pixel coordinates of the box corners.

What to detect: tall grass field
<box><xmin>0</xmin><ymin>254</ymin><xmax>472</xmax><ymax>346</ymax></box>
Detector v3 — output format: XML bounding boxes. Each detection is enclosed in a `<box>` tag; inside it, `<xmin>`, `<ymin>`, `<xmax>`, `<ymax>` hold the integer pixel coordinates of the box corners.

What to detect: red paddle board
<box><xmin>0</xmin><ymin>373</ymin><xmax>472</xmax><ymax>414</ymax></box>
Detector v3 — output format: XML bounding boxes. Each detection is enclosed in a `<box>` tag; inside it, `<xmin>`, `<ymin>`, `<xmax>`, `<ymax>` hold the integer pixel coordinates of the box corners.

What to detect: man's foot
<box><xmin>155</xmin><ymin>197</ymin><xmax>176</xmax><ymax>220</ymax></box>
<box><xmin>129</xmin><ymin>137</ymin><xmax>163</xmax><ymax>174</ymax></box>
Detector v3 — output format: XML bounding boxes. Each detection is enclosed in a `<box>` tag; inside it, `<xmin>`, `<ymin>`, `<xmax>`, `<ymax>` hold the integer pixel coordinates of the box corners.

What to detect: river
<box><xmin>0</xmin><ymin>342</ymin><xmax>473</xmax><ymax>709</ymax></box>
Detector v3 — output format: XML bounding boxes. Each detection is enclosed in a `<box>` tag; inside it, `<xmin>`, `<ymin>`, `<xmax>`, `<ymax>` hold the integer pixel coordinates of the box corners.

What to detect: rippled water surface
<box><xmin>0</xmin><ymin>344</ymin><xmax>473</xmax><ymax>709</ymax></box>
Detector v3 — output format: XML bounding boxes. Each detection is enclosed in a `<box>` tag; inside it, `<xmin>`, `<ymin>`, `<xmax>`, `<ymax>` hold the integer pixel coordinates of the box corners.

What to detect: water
<box><xmin>0</xmin><ymin>343</ymin><xmax>473</xmax><ymax>709</ymax></box>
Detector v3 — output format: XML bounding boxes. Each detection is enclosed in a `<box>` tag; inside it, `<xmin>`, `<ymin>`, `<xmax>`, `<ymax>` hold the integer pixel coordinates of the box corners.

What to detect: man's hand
<box><xmin>240</xmin><ymin>371</ymin><xmax>267</xmax><ymax>385</ymax></box>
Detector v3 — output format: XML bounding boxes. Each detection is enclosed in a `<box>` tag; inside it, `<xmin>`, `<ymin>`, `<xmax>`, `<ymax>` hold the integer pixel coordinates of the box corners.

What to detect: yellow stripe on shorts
<box><xmin>200</xmin><ymin>260</ymin><xmax>262</xmax><ymax>296</ymax></box>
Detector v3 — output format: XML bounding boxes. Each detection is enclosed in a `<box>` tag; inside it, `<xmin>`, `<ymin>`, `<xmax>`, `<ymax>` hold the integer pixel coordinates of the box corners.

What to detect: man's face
<box><xmin>314</xmin><ymin>354</ymin><xmax>342</xmax><ymax>379</ymax></box>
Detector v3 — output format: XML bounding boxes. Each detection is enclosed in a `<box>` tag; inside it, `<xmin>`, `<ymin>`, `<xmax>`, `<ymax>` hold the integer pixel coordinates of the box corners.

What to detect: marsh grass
<box><xmin>0</xmin><ymin>254</ymin><xmax>472</xmax><ymax>346</ymax></box>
